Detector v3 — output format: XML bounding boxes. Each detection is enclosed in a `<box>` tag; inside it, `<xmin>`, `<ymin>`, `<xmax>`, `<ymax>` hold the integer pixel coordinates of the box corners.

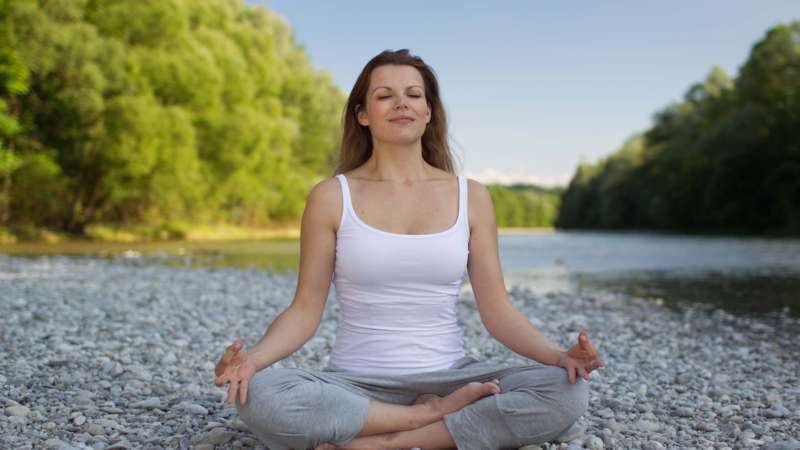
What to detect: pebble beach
<box><xmin>1</xmin><ymin>254</ymin><xmax>799</xmax><ymax>450</ymax></box>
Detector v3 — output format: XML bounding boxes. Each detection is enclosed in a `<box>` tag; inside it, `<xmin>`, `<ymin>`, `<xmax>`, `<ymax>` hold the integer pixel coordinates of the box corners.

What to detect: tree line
<box><xmin>0</xmin><ymin>0</ymin><xmax>345</xmax><ymax>236</ymax></box>
<box><xmin>0</xmin><ymin>0</ymin><xmax>562</xmax><ymax>240</ymax></box>
<box><xmin>556</xmin><ymin>21</ymin><xmax>800</xmax><ymax>236</ymax></box>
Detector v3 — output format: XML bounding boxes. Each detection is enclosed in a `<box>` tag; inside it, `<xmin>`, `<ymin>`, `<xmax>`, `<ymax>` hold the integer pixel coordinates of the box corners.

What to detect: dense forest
<box><xmin>0</xmin><ymin>0</ymin><xmax>345</xmax><ymax>237</ymax></box>
<box><xmin>488</xmin><ymin>184</ymin><xmax>563</xmax><ymax>228</ymax></box>
<box><xmin>556</xmin><ymin>21</ymin><xmax>800</xmax><ymax>236</ymax></box>
<box><xmin>0</xmin><ymin>0</ymin><xmax>559</xmax><ymax>241</ymax></box>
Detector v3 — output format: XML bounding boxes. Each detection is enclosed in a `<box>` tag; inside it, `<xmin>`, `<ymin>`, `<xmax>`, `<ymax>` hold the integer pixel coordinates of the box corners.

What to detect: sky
<box><xmin>247</xmin><ymin>1</ymin><xmax>799</xmax><ymax>187</ymax></box>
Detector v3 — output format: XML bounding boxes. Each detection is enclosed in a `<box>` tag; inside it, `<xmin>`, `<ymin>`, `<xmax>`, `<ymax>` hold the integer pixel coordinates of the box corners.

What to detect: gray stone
<box><xmin>585</xmin><ymin>436</ymin><xmax>604</xmax><ymax>450</ymax></box>
<box><xmin>128</xmin><ymin>397</ymin><xmax>163</xmax><ymax>410</ymax></box>
<box><xmin>106</xmin><ymin>440</ymin><xmax>132</xmax><ymax>450</ymax></box>
<box><xmin>633</xmin><ymin>420</ymin><xmax>661</xmax><ymax>432</ymax></box>
<box><xmin>5</xmin><ymin>405</ymin><xmax>30</xmax><ymax>417</ymax></box>
<box><xmin>601</xmin><ymin>419</ymin><xmax>626</xmax><ymax>432</ymax></box>
<box><xmin>43</xmin><ymin>439</ymin><xmax>70</xmax><ymax>449</ymax></box>
<box><xmin>160</xmin><ymin>352</ymin><xmax>178</xmax><ymax>365</ymax></box>
<box><xmin>190</xmin><ymin>429</ymin><xmax>234</xmax><ymax>445</ymax></box>
<box><xmin>84</xmin><ymin>424</ymin><xmax>105</xmax><ymax>436</ymax></box>
<box><xmin>226</xmin><ymin>418</ymin><xmax>249</xmax><ymax>432</ymax></box>
<box><xmin>68</xmin><ymin>395</ymin><xmax>94</xmax><ymax>406</ymax></box>
<box><xmin>8</xmin><ymin>375</ymin><xmax>28</xmax><ymax>386</ymax></box>
<box><xmin>763</xmin><ymin>442</ymin><xmax>800</xmax><ymax>450</ymax></box>
<box><xmin>184</xmin><ymin>404</ymin><xmax>208</xmax><ymax>415</ymax></box>
<box><xmin>709</xmin><ymin>388</ymin><xmax>733</xmax><ymax>397</ymax></box>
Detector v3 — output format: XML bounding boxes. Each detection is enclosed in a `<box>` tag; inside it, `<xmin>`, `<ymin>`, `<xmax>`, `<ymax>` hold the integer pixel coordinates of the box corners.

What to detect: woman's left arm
<box><xmin>465</xmin><ymin>180</ymin><xmax>604</xmax><ymax>382</ymax></box>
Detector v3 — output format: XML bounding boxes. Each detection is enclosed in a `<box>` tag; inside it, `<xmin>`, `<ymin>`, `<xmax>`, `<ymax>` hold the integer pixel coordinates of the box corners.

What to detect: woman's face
<box><xmin>356</xmin><ymin>64</ymin><xmax>431</xmax><ymax>147</ymax></box>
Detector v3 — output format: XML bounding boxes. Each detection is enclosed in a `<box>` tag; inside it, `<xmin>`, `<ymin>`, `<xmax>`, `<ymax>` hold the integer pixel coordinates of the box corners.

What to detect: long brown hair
<box><xmin>332</xmin><ymin>49</ymin><xmax>461</xmax><ymax>176</ymax></box>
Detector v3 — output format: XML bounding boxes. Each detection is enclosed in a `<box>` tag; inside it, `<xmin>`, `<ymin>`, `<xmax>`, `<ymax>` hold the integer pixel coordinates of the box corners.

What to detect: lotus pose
<box><xmin>214</xmin><ymin>49</ymin><xmax>605</xmax><ymax>450</ymax></box>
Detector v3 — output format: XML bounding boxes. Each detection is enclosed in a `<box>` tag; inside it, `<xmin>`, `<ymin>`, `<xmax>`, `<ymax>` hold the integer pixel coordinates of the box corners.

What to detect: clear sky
<box><xmin>247</xmin><ymin>1</ymin><xmax>799</xmax><ymax>187</ymax></box>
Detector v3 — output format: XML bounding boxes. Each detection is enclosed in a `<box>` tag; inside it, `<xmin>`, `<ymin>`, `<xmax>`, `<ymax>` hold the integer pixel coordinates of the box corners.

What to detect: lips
<box><xmin>389</xmin><ymin>115</ymin><xmax>414</xmax><ymax>123</ymax></box>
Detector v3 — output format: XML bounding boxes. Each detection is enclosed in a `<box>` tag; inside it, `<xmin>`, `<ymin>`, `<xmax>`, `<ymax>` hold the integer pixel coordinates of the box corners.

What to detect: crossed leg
<box><xmin>316</xmin><ymin>386</ymin><xmax>485</xmax><ymax>450</ymax></box>
<box><xmin>318</xmin><ymin>419</ymin><xmax>455</xmax><ymax>450</ymax></box>
<box><xmin>316</xmin><ymin>365</ymin><xmax>589</xmax><ymax>450</ymax></box>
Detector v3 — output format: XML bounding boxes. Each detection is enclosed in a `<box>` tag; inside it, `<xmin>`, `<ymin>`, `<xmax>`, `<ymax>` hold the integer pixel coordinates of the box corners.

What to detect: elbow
<box><xmin>481</xmin><ymin>305</ymin><xmax>518</xmax><ymax>338</ymax></box>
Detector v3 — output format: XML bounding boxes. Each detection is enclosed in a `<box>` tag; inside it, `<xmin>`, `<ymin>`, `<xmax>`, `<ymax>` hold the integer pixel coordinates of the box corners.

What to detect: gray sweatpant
<box><xmin>234</xmin><ymin>356</ymin><xmax>589</xmax><ymax>450</ymax></box>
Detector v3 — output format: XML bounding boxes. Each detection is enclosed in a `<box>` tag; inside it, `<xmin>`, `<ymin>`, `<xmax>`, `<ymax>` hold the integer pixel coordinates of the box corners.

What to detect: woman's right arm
<box><xmin>237</xmin><ymin>177</ymin><xmax>342</xmax><ymax>372</ymax></box>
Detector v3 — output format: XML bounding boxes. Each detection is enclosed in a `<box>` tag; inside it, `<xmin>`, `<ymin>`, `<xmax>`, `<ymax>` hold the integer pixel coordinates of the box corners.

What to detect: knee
<box><xmin>514</xmin><ymin>365</ymin><xmax>589</xmax><ymax>426</ymax></box>
<box><xmin>497</xmin><ymin>366</ymin><xmax>589</xmax><ymax>445</ymax></box>
<box><xmin>235</xmin><ymin>368</ymin><xmax>314</xmax><ymax>434</ymax></box>
<box><xmin>559</xmin><ymin>375</ymin><xmax>590</xmax><ymax>424</ymax></box>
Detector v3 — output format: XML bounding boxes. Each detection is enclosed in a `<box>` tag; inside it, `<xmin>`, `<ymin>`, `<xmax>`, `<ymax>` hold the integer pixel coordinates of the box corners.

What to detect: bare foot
<box><xmin>412</xmin><ymin>379</ymin><xmax>501</xmax><ymax>419</ymax></box>
<box><xmin>315</xmin><ymin>380</ymin><xmax>501</xmax><ymax>450</ymax></box>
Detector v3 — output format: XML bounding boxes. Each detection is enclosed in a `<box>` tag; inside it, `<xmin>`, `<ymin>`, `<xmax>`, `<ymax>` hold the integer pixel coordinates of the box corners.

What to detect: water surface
<box><xmin>2</xmin><ymin>230</ymin><xmax>798</xmax><ymax>316</ymax></box>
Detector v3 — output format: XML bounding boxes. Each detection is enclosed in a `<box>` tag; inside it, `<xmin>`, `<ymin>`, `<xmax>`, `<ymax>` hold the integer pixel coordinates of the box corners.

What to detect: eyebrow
<box><xmin>372</xmin><ymin>85</ymin><xmax>424</xmax><ymax>94</ymax></box>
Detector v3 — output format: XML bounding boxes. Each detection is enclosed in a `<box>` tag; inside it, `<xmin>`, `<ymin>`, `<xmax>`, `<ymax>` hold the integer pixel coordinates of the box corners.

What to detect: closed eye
<box><xmin>379</xmin><ymin>95</ymin><xmax>422</xmax><ymax>99</ymax></box>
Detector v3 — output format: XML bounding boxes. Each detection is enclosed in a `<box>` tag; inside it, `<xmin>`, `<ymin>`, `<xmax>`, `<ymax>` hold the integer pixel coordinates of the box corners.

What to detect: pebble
<box><xmin>190</xmin><ymin>429</ymin><xmax>234</xmax><ymax>445</ymax></box>
<box><xmin>83</xmin><ymin>424</ymin><xmax>105</xmax><ymax>436</ymax></box>
<box><xmin>43</xmin><ymin>439</ymin><xmax>70</xmax><ymax>449</ymax></box>
<box><xmin>5</xmin><ymin>405</ymin><xmax>30</xmax><ymax>417</ymax></box>
<box><xmin>185</xmin><ymin>404</ymin><xmax>209</xmax><ymax>415</ymax></box>
<box><xmin>0</xmin><ymin>255</ymin><xmax>797</xmax><ymax>450</ymax></box>
<box><xmin>105</xmin><ymin>440</ymin><xmax>132</xmax><ymax>450</ymax></box>
<box><xmin>634</xmin><ymin>420</ymin><xmax>661</xmax><ymax>432</ymax></box>
<box><xmin>585</xmin><ymin>436</ymin><xmax>604</xmax><ymax>450</ymax></box>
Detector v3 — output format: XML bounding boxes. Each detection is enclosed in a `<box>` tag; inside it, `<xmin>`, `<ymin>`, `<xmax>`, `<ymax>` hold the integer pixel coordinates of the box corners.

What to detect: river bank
<box><xmin>0</xmin><ymin>225</ymin><xmax>560</xmax><ymax>245</ymax></box>
<box><xmin>1</xmin><ymin>255</ymin><xmax>798</xmax><ymax>450</ymax></box>
<box><xmin>0</xmin><ymin>223</ymin><xmax>303</xmax><ymax>246</ymax></box>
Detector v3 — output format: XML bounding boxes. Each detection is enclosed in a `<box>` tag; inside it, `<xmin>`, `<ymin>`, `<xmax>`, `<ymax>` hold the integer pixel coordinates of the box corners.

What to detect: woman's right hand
<box><xmin>214</xmin><ymin>339</ymin><xmax>257</xmax><ymax>405</ymax></box>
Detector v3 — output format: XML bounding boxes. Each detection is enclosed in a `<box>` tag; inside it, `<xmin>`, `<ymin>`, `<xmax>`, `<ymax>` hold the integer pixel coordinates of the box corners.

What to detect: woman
<box><xmin>213</xmin><ymin>49</ymin><xmax>605</xmax><ymax>450</ymax></box>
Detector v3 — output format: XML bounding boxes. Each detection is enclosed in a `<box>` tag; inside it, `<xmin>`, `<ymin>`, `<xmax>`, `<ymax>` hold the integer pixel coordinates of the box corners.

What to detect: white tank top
<box><xmin>329</xmin><ymin>173</ymin><xmax>469</xmax><ymax>375</ymax></box>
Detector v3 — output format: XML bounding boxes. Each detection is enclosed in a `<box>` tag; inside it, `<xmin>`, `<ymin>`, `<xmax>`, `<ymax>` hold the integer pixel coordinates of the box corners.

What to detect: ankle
<box><xmin>411</xmin><ymin>402</ymin><xmax>439</xmax><ymax>427</ymax></box>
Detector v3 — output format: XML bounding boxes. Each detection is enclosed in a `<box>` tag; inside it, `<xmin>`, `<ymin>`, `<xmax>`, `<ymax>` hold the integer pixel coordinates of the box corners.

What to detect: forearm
<box><xmin>486</xmin><ymin>306</ymin><xmax>567</xmax><ymax>367</ymax></box>
<box><xmin>244</xmin><ymin>305</ymin><xmax>320</xmax><ymax>372</ymax></box>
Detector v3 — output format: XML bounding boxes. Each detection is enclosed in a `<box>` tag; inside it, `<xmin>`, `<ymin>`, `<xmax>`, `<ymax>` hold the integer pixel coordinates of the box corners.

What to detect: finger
<box><xmin>216</xmin><ymin>340</ymin><xmax>243</xmax><ymax>376</ymax></box>
<box><xmin>215</xmin><ymin>373</ymin><xmax>229</xmax><ymax>387</ymax></box>
<box><xmin>567</xmin><ymin>365</ymin><xmax>576</xmax><ymax>385</ymax></box>
<box><xmin>579</xmin><ymin>331</ymin><xmax>599</xmax><ymax>358</ymax></box>
<box><xmin>227</xmin><ymin>379</ymin><xmax>239</xmax><ymax>405</ymax></box>
<box><xmin>239</xmin><ymin>377</ymin><xmax>250</xmax><ymax>405</ymax></box>
<box><xmin>578</xmin><ymin>366</ymin><xmax>590</xmax><ymax>381</ymax></box>
<box><xmin>587</xmin><ymin>359</ymin><xmax>605</xmax><ymax>371</ymax></box>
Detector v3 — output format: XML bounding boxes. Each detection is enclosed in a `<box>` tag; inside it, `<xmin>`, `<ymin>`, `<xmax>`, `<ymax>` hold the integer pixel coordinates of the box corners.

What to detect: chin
<box><xmin>380</xmin><ymin>132</ymin><xmax>425</xmax><ymax>145</ymax></box>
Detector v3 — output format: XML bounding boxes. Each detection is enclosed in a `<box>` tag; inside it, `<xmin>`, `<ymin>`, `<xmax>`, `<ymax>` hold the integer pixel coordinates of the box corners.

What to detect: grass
<box><xmin>0</xmin><ymin>222</ymin><xmax>302</xmax><ymax>245</ymax></box>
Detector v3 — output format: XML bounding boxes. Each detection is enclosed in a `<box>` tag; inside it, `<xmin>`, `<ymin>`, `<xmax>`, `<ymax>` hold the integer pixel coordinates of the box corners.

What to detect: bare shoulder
<box><xmin>466</xmin><ymin>178</ymin><xmax>494</xmax><ymax>211</ymax></box>
<box><xmin>304</xmin><ymin>176</ymin><xmax>343</xmax><ymax>233</ymax></box>
<box><xmin>465</xmin><ymin>178</ymin><xmax>496</xmax><ymax>231</ymax></box>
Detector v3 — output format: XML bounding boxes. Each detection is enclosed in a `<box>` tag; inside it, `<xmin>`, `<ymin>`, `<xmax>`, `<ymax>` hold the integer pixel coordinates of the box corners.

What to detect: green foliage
<box><xmin>0</xmin><ymin>0</ymin><xmax>346</xmax><ymax>234</ymax></box>
<box><xmin>487</xmin><ymin>184</ymin><xmax>562</xmax><ymax>228</ymax></box>
<box><xmin>557</xmin><ymin>21</ymin><xmax>800</xmax><ymax>235</ymax></box>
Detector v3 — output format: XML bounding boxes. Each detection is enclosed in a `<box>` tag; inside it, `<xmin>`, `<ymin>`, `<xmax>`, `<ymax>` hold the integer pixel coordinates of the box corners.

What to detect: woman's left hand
<box><xmin>555</xmin><ymin>330</ymin><xmax>605</xmax><ymax>385</ymax></box>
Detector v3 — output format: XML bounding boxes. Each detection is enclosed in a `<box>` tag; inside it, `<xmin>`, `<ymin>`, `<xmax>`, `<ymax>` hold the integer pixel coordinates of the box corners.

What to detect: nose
<box><xmin>395</xmin><ymin>96</ymin><xmax>410</xmax><ymax>110</ymax></box>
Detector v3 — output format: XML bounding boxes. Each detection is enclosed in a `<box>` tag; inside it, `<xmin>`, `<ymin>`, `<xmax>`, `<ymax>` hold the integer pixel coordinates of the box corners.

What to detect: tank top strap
<box><xmin>458</xmin><ymin>175</ymin><xmax>469</xmax><ymax>235</ymax></box>
<box><xmin>336</xmin><ymin>174</ymin><xmax>352</xmax><ymax>232</ymax></box>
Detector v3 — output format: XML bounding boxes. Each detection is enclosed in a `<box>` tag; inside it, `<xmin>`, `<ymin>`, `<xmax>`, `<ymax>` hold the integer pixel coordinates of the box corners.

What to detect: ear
<box><xmin>356</xmin><ymin>104</ymin><xmax>369</xmax><ymax>127</ymax></box>
<box><xmin>425</xmin><ymin>101</ymin><xmax>432</xmax><ymax>124</ymax></box>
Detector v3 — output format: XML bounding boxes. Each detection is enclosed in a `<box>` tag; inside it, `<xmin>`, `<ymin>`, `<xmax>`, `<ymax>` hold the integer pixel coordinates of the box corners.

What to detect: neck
<box><xmin>364</xmin><ymin>139</ymin><xmax>430</xmax><ymax>182</ymax></box>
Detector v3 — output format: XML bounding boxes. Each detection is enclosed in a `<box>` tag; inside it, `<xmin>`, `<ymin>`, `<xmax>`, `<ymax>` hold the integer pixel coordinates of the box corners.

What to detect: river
<box><xmin>2</xmin><ymin>230</ymin><xmax>798</xmax><ymax>317</ymax></box>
